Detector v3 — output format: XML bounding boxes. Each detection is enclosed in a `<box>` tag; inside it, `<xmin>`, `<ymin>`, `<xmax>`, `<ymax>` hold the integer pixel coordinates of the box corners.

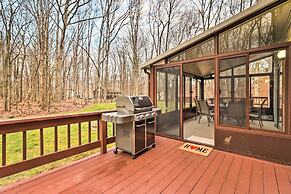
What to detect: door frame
<box><xmin>215</xmin><ymin>54</ymin><xmax>250</xmax><ymax>131</ymax></box>
<box><xmin>181</xmin><ymin>60</ymin><xmax>216</xmax><ymax>144</ymax></box>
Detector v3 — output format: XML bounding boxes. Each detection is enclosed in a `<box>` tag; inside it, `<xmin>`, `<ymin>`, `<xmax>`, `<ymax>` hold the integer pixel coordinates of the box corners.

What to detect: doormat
<box><xmin>179</xmin><ymin>143</ymin><xmax>213</xmax><ymax>156</ymax></box>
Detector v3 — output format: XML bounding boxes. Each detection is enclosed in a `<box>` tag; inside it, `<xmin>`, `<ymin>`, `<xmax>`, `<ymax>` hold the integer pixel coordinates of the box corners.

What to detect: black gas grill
<box><xmin>102</xmin><ymin>96</ymin><xmax>160</xmax><ymax>159</ymax></box>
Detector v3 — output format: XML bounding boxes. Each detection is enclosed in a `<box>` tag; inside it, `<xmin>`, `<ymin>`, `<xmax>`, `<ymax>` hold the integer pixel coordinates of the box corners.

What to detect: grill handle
<box><xmin>147</xmin><ymin>121</ymin><xmax>155</xmax><ymax>124</ymax></box>
<box><xmin>135</xmin><ymin>124</ymin><xmax>146</xmax><ymax>128</ymax></box>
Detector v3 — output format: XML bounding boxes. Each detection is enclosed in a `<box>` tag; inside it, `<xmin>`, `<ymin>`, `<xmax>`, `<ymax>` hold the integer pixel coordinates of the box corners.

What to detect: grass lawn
<box><xmin>0</xmin><ymin>102</ymin><xmax>116</xmax><ymax>186</ymax></box>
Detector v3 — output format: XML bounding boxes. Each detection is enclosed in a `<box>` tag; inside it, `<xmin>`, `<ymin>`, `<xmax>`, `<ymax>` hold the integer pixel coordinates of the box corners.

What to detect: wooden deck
<box><xmin>1</xmin><ymin>136</ymin><xmax>291</xmax><ymax>194</ymax></box>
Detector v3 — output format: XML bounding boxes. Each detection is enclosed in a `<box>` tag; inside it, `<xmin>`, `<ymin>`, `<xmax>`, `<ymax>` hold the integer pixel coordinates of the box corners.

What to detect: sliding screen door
<box><xmin>219</xmin><ymin>56</ymin><xmax>248</xmax><ymax>128</ymax></box>
<box><xmin>156</xmin><ymin>66</ymin><xmax>180</xmax><ymax>137</ymax></box>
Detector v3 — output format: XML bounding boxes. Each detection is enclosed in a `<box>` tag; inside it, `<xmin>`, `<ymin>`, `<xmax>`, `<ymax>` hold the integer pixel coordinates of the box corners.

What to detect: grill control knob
<box><xmin>139</xmin><ymin>115</ymin><xmax>145</xmax><ymax>120</ymax></box>
<box><xmin>145</xmin><ymin>113</ymin><xmax>150</xmax><ymax>118</ymax></box>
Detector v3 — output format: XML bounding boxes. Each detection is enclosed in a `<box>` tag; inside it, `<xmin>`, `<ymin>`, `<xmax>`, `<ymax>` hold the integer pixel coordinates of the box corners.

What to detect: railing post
<box><xmin>99</xmin><ymin>120</ymin><xmax>107</xmax><ymax>154</ymax></box>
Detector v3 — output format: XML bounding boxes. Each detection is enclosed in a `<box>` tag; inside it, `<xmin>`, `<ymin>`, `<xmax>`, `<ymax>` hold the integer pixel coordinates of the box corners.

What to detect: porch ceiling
<box><xmin>182</xmin><ymin>50</ymin><xmax>280</xmax><ymax>78</ymax></box>
<box><xmin>183</xmin><ymin>59</ymin><xmax>215</xmax><ymax>78</ymax></box>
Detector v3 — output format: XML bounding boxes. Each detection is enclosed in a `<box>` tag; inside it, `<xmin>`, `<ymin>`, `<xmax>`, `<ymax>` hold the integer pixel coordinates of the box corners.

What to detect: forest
<box><xmin>0</xmin><ymin>0</ymin><xmax>257</xmax><ymax>114</ymax></box>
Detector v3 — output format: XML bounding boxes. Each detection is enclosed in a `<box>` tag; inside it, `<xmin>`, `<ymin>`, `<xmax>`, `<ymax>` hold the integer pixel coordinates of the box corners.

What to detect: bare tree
<box><xmin>95</xmin><ymin>0</ymin><xmax>129</xmax><ymax>101</ymax></box>
<box><xmin>0</xmin><ymin>0</ymin><xmax>25</xmax><ymax>111</ymax></box>
<box><xmin>54</xmin><ymin>0</ymin><xmax>92</xmax><ymax>101</ymax></box>
<box><xmin>0</xmin><ymin>0</ymin><xmax>258</xmax><ymax>114</ymax></box>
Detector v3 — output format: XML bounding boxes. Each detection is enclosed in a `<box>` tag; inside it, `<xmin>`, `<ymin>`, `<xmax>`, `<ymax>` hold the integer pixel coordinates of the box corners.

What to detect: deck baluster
<box><xmin>2</xmin><ymin>134</ymin><xmax>6</xmax><ymax>166</ymax></box>
<box><xmin>23</xmin><ymin>131</ymin><xmax>27</xmax><ymax>160</ymax></box>
<box><xmin>67</xmin><ymin>124</ymin><xmax>71</xmax><ymax>148</ymax></box>
<box><xmin>40</xmin><ymin>128</ymin><xmax>44</xmax><ymax>155</ymax></box>
<box><xmin>54</xmin><ymin>126</ymin><xmax>58</xmax><ymax>152</ymax></box>
<box><xmin>97</xmin><ymin>120</ymin><xmax>100</xmax><ymax>140</ymax></box>
<box><xmin>78</xmin><ymin>123</ymin><xmax>82</xmax><ymax>145</ymax></box>
<box><xmin>113</xmin><ymin>123</ymin><xmax>115</xmax><ymax>137</ymax></box>
<box><xmin>88</xmin><ymin>121</ymin><xmax>91</xmax><ymax>143</ymax></box>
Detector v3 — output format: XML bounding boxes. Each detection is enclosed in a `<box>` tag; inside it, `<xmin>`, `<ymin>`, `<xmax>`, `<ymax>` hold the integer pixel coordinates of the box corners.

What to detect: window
<box><xmin>168</xmin><ymin>38</ymin><xmax>215</xmax><ymax>62</ymax></box>
<box><xmin>250</xmin><ymin>76</ymin><xmax>270</xmax><ymax>108</ymax></box>
<box><xmin>219</xmin><ymin>1</ymin><xmax>291</xmax><ymax>53</ymax></box>
<box><xmin>249</xmin><ymin>49</ymin><xmax>287</xmax><ymax>133</ymax></box>
<box><xmin>218</xmin><ymin>49</ymin><xmax>288</xmax><ymax>133</ymax></box>
<box><xmin>157</xmin><ymin>68</ymin><xmax>180</xmax><ymax>113</ymax></box>
<box><xmin>157</xmin><ymin>71</ymin><xmax>166</xmax><ymax>113</ymax></box>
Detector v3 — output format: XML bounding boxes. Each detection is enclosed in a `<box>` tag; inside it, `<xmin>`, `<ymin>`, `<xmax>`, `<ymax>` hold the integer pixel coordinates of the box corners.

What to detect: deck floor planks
<box><xmin>102</xmin><ymin>145</ymin><xmax>186</xmax><ymax>194</ymax></box>
<box><xmin>62</xmin><ymin>138</ymin><xmax>181</xmax><ymax>193</ymax></box>
<box><xmin>249</xmin><ymin>160</ymin><xmax>264</xmax><ymax>194</ymax></box>
<box><xmin>31</xmin><ymin>155</ymin><xmax>129</xmax><ymax>194</ymax></box>
<box><xmin>235</xmin><ymin>157</ymin><xmax>253</xmax><ymax>193</ymax></box>
<box><xmin>147</xmin><ymin>153</ymin><xmax>204</xmax><ymax>194</ymax></box>
<box><xmin>275</xmin><ymin>165</ymin><xmax>291</xmax><ymax>194</ymax></box>
<box><xmin>219</xmin><ymin>156</ymin><xmax>243</xmax><ymax>194</ymax></box>
<box><xmin>2</xmin><ymin>149</ymin><xmax>124</xmax><ymax>194</ymax></box>
<box><xmin>189</xmin><ymin>153</ymin><xmax>225</xmax><ymax>194</ymax></box>
<box><xmin>204</xmin><ymin>154</ymin><xmax>234</xmax><ymax>194</ymax></box>
<box><xmin>263</xmin><ymin>164</ymin><xmax>279</xmax><ymax>194</ymax></box>
<box><xmin>173</xmin><ymin>151</ymin><xmax>218</xmax><ymax>194</ymax></box>
<box><xmin>1</xmin><ymin>136</ymin><xmax>291</xmax><ymax>194</ymax></box>
<box><xmin>117</xmin><ymin>150</ymin><xmax>188</xmax><ymax>194</ymax></box>
<box><xmin>22</xmin><ymin>153</ymin><xmax>127</xmax><ymax>194</ymax></box>
<box><xmin>160</xmin><ymin>153</ymin><xmax>210</xmax><ymax>194</ymax></box>
<box><xmin>288</xmin><ymin>168</ymin><xmax>291</xmax><ymax>184</ymax></box>
<box><xmin>132</xmin><ymin>151</ymin><xmax>195</xmax><ymax>193</ymax></box>
<box><xmin>5</xmin><ymin>136</ymin><xmax>171</xmax><ymax>194</ymax></box>
<box><xmin>5</xmin><ymin>136</ymin><xmax>169</xmax><ymax>193</ymax></box>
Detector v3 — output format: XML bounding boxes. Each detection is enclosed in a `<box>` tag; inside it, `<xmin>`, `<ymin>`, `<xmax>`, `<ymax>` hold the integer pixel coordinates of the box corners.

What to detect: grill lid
<box><xmin>130</xmin><ymin>96</ymin><xmax>152</xmax><ymax>108</ymax></box>
<box><xmin>116</xmin><ymin>95</ymin><xmax>153</xmax><ymax>114</ymax></box>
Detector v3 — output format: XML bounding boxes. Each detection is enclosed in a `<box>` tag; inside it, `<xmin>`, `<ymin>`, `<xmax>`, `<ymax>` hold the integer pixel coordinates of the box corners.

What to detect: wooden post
<box><xmin>99</xmin><ymin>120</ymin><xmax>107</xmax><ymax>154</ymax></box>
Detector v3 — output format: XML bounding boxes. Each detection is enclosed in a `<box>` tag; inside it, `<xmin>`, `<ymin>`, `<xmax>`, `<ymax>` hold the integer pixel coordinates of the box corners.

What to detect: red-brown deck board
<box><xmin>1</xmin><ymin>136</ymin><xmax>291</xmax><ymax>194</ymax></box>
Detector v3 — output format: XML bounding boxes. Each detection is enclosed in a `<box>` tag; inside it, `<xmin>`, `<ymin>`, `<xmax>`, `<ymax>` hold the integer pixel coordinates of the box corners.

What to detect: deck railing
<box><xmin>0</xmin><ymin>110</ymin><xmax>115</xmax><ymax>178</ymax></box>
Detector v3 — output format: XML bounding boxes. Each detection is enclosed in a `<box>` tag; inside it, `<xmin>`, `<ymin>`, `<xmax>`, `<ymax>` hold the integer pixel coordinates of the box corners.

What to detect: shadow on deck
<box><xmin>1</xmin><ymin>136</ymin><xmax>291</xmax><ymax>194</ymax></box>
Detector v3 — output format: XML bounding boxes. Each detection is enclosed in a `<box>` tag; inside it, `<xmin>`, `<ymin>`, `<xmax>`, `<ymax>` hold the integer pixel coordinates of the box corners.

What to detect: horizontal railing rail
<box><xmin>185</xmin><ymin>97</ymin><xmax>269</xmax><ymax>107</ymax></box>
<box><xmin>0</xmin><ymin>110</ymin><xmax>116</xmax><ymax>178</ymax></box>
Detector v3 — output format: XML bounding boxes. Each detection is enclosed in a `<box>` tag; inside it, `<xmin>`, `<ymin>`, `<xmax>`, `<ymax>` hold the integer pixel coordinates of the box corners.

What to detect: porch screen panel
<box><xmin>204</xmin><ymin>79</ymin><xmax>215</xmax><ymax>104</ymax></box>
<box><xmin>184</xmin><ymin>76</ymin><xmax>191</xmax><ymax>108</ymax></box>
<box><xmin>219</xmin><ymin>1</ymin><xmax>291</xmax><ymax>54</ymax></box>
<box><xmin>156</xmin><ymin>67</ymin><xmax>180</xmax><ymax>137</ymax></box>
<box><xmin>219</xmin><ymin>56</ymin><xmax>248</xmax><ymax>128</ymax></box>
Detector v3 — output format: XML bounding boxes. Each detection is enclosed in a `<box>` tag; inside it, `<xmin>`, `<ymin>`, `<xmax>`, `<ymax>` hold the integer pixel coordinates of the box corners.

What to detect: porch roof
<box><xmin>140</xmin><ymin>0</ymin><xmax>281</xmax><ymax>69</ymax></box>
